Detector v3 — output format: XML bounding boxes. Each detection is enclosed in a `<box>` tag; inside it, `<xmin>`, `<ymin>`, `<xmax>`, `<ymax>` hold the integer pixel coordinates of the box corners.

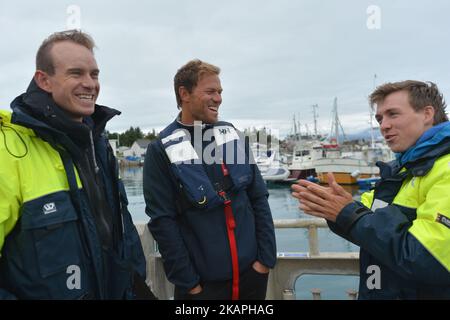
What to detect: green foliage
<box><xmin>106</xmin><ymin>127</ymin><xmax>157</xmax><ymax>147</ymax></box>
<box><xmin>144</xmin><ymin>129</ymin><xmax>157</xmax><ymax>141</ymax></box>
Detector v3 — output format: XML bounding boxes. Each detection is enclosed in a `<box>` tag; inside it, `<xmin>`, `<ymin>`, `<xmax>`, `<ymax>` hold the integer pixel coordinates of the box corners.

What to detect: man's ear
<box><xmin>423</xmin><ymin>105</ymin><xmax>435</xmax><ymax>126</ymax></box>
<box><xmin>34</xmin><ymin>70</ymin><xmax>52</xmax><ymax>93</ymax></box>
<box><xmin>179</xmin><ymin>86</ymin><xmax>190</xmax><ymax>105</ymax></box>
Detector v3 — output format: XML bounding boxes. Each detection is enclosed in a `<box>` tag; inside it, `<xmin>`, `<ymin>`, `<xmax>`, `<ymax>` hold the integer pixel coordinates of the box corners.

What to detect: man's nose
<box><xmin>213</xmin><ymin>92</ymin><xmax>222</xmax><ymax>103</ymax></box>
<box><xmin>380</xmin><ymin>118</ymin><xmax>391</xmax><ymax>131</ymax></box>
<box><xmin>82</xmin><ymin>75</ymin><xmax>97</xmax><ymax>89</ymax></box>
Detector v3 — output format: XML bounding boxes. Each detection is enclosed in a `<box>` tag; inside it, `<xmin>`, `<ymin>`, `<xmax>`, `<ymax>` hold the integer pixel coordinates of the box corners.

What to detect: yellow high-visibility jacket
<box><xmin>329</xmin><ymin>134</ymin><xmax>450</xmax><ymax>299</ymax></box>
<box><xmin>0</xmin><ymin>106</ymin><xmax>146</xmax><ymax>299</ymax></box>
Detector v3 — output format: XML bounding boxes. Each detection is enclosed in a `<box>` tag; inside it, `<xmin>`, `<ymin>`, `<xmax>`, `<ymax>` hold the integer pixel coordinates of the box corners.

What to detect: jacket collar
<box><xmin>10</xmin><ymin>79</ymin><xmax>120</xmax><ymax>149</ymax></box>
<box><xmin>396</xmin><ymin>121</ymin><xmax>450</xmax><ymax>166</ymax></box>
<box><xmin>379</xmin><ymin>137</ymin><xmax>450</xmax><ymax>179</ymax></box>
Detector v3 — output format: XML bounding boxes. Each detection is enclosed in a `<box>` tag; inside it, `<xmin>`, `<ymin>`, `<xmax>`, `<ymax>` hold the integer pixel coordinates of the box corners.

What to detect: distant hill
<box><xmin>345</xmin><ymin>127</ymin><xmax>383</xmax><ymax>141</ymax></box>
<box><xmin>283</xmin><ymin>128</ymin><xmax>383</xmax><ymax>143</ymax></box>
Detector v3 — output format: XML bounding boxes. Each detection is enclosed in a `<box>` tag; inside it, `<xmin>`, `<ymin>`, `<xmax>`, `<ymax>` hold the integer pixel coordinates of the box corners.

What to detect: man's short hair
<box><xmin>369</xmin><ymin>80</ymin><xmax>448</xmax><ymax>124</ymax></box>
<box><xmin>174</xmin><ymin>59</ymin><xmax>220</xmax><ymax>109</ymax></box>
<box><xmin>36</xmin><ymin>29</ymin><xmax>96</xmax><ymax>75</ymax></box>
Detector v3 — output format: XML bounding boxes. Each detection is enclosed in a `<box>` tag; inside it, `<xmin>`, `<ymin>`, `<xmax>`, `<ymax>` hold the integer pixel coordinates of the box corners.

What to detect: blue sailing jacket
<box><xmin>143</xmin><ymin>119</ymin><xmax>277</xmax><ymax>293</ymax></box>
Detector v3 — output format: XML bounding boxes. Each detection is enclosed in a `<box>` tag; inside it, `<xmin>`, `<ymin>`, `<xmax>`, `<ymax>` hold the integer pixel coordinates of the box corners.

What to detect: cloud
<box><xmin>1</xmin><ymin>0</ymin><xmax>450</xmax><ymax>137</ymax></box>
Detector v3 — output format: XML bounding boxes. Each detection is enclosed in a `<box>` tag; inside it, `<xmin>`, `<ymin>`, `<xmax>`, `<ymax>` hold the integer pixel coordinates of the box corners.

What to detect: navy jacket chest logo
<box><xmin>158</xmin><ymin>120</ymin><xmax>253</xmax><ymax>210</ymax></box>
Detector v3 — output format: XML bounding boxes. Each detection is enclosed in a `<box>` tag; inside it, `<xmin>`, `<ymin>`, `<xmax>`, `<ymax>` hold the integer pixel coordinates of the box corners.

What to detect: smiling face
<box><xmin>35</xmin><ymin>40</ymin><xmax>100</xmax><ymax>122</ymax></box>
<box><xmin>375</xmin><ymin>90</ymin><xmax>434</xmax><ymax>153</ymax></box>
<box><xmin>180</xmin><ymin>73</ymin><xmax>222</xmax><ymax>125</ymax></box>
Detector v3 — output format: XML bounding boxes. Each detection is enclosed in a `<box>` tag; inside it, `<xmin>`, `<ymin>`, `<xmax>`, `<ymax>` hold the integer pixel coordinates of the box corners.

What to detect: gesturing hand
<box><xmin>291</xmin><ymin>172</ymin><xmax>353</xmax><ymax>222</ymax></box>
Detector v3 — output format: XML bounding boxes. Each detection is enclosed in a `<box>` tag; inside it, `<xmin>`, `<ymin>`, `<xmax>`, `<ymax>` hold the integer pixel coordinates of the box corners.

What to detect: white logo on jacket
<box><xmin>43</xmin><ymin>202</ymin><xmax>57</xmax><ymax>214</ymax></box>
<box><xmin>213</xmin><ymin>126</ymin><xmax>239</xmax><ymax>146</ymax></box>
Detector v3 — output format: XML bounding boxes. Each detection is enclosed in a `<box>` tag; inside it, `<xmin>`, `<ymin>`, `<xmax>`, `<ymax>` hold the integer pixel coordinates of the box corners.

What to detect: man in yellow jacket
<box><xmin>0</xmin><ymin>30</ymin><xmax>149</xmax><ymax>299</ymax></box>
<box><xmin>292</xmin><ymin>80</ymin><xmax>450</xmax><ymax>299</ymax></box>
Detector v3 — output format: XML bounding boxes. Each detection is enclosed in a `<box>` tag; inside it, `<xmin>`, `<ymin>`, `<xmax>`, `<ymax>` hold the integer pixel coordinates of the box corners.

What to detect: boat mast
<box><xmin>312</xmin><ymin>104</ymin><xmax>319</xmax><ymax>139</ymax></box>
<box><xmin>293</xmin><ymin>114</ymin><xmax>297</xmax><ymax>139</ymax></box>
<box><xmin>330</xmin><ymin>97</ymin><xmax>347</xmax><ymax>145</ymax></box>
<box><xmin>334</xmin><ymin>98</ymin><xmax>339</xmax><ymax>144</ymax></box>
<box><xmin>293</xmin><ymin>114</ymin><xmax>301</xmax><ymax>144</ymax></box>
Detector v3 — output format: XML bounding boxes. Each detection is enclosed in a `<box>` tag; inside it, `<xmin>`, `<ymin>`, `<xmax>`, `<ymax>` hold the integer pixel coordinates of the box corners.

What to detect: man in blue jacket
<box><xmin>143</xmin><ymin>59</ymin><xmax>276</xmax><ymax>300</ymax></box>
<box><xmin>292</xmin><ymin>80</ymin><xmax>450</xmax><ymax>299</ymax></box>
<box><xmin>0</xmin><ymin>30</ymin><xmax>151</xmax><ymax>299</ymax></box>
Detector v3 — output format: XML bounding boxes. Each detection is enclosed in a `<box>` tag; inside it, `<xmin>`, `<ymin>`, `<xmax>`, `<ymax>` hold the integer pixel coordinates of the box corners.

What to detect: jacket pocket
<box><xmin>21</xmin><ymin>191</ymin><xmax>83</xmax><ymax>279</ymax></box>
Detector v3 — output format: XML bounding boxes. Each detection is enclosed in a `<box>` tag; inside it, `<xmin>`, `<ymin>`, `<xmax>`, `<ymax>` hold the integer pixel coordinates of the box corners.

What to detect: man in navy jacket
<box><xmin>143</xmin><ymin>59</ymin><xmax>276</xmax><ymax>300</ymax></box>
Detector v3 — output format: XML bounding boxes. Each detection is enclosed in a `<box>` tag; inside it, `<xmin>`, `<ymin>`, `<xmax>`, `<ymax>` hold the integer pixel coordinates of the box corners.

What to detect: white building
<box><xmin>109</xmin><ymin>139</ymin><xmax>118</xmax><ymax>157</ymax></box>
<box><xmin>128</xmin><ymin>139</ymin><xmax>152</xmax><ymax>158</ymax></box>
<box><xmin>118</xmin><ymin>146</ymin><xmax>131</xmax><ymax>157</ymax></box>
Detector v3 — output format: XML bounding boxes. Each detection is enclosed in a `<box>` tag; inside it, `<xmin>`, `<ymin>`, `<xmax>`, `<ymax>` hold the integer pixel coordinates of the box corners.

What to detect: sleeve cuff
<box><xmin>336</xmin><ymin>201</ymin><xmax>371</xmax><ymax>235</ymax></box>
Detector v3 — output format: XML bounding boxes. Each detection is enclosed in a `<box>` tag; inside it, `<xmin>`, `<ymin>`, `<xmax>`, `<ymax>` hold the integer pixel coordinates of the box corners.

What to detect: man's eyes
<box><xmin>68</xmin><ymin>70</ymin><xmax>99</xmax><ymax>79</ymax></box>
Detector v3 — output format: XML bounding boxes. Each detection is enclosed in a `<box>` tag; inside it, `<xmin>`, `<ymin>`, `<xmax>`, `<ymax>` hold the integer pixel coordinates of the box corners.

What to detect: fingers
<box><xmin>294</xmin><ymin>179</ymin><xmax>316</xmax><ymax>189</ymax></box>
<box><xmin>304</xmin><ymin>184</ymin><xmax>332</xmax><ymax>200</ymax></box>
<box><xmin>292</xmin><ymin>179</ymin><xmax>333</xmax><ymax>204</ymax></box>
<box><xmin>293</xmin><ymin>184</ymin><xmax>330</xmax><ymax>205</ymax></box>
<box><xmin>327</xmin><ymin>172</ymin><xmax>336</xmax><ymax>186</ymax></box>
<box><xmin>291</xmin><ymin>183</ymin><xmax>309</xmax><ymax>200</ymax></box>
<box><xmin>327</xmin><ymin>172</ymin><xmax>351</xmax><ymax>198</ymax></box>
<box><xmin>291</xmin><ymin>192</ymin><xmax>301</xmax><ymax>200</ymax></box>
<box><xmin>292</xmin><ymin>186</ymin><xmax>323</xmax><ymax>210</ymax></box>
<box><xmin>294</xmin><ymin>186</ymin><xmax>332</xmax><ymax>220</ymax></box>
<box><xmin>292</xmin><ymin>181</ymin><xmax>314</xmax><ymax>201</ymax></box>
<box><xmin>292</xmin><ymin>174</ymin><xmax>345</xmax><ymax>223</ymax></box>
<box><xmin>292</xmin><ymin>180</ymin><xmax>329</xmax><ymax>193</ymax></box>
<box><xmin>298</xmin><ymin>190</ymin><xmax>333</xmax><ymax>213</ymax></box>
<box><xmin>327</xmin><ymin>172</ymin><xmax>342</xmax><ymax>194</ymax></box>
<box><xmin>299</xmin><ymin>200</ymin><xmax>328</xmax><ymax>219</ymax></box>
<box><xmin>291</xmin><ymin>183</ymin><xmax>309</xmax><ymax>193</ymax></box>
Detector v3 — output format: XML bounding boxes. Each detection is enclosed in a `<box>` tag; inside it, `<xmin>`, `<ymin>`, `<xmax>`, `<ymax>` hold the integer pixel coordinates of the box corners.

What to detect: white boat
<box><xmin>288</xmin><ymin>97</ymin><xmax>393</xmax><ymax>184</ymax></box>
<box><xmin>253</xmin><ymin>145</ymin><xmax>290</xmax><ymax>181</ymax></box>
<box><xmin>288</xmin><ymin>141</ymin><xmax>336</xmax><ymax>179</ymax></box>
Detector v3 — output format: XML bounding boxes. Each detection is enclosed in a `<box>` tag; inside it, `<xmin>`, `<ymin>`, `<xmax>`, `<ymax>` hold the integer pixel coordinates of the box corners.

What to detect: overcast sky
<box><xmin>1</xmin><ymin>0</ymin><xmax>450</xmax><ymax>137</ymax></box>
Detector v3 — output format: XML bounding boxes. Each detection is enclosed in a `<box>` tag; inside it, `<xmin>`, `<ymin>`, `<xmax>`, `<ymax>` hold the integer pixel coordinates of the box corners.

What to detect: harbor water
<box><xmin>121</xmin><ymin>166</ymin><xmax>361</xmax><ymax>300</ymax></box>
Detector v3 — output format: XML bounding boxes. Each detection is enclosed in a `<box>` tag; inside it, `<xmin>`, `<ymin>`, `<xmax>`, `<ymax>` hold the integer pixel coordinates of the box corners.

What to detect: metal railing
<box><xmin>136</xmin><ymin>218</ymin><xmax>359</xmax><ymax>300</ymax></box>
<box><xmin>274</xmin><ymin>218</ymin><xmax>327</xmax><ymax>256</ymax></box>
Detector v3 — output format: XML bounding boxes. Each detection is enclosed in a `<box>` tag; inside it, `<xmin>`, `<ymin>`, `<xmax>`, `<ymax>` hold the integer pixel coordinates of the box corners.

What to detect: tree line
<box><xmin>106</xmin><ymin>127</ymin><xmax>157</xmax><ymax>147</ymax></box>
<box><xmin>106</xmin><ymin>126</ymin><xmax>279</xmax><ymax>148</ymax></box>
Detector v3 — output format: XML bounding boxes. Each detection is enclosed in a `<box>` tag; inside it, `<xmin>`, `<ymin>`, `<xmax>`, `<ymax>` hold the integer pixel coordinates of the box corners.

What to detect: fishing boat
<box><xmin>312</xmin><ymin>98</ymin><xmax>381</xmax><ymax>184</ymax></box>
<box><xmin>314</xmin><ymin>157</ymin><xmax>379</xmax><ymax>184</ymax></box>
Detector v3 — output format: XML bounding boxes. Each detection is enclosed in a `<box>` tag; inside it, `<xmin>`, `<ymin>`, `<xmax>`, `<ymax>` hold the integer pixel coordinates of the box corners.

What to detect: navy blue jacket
<box><xmin>143</xmin><ymin>119</ymin><xmax>276</xmax><ymax>293</ymax></box>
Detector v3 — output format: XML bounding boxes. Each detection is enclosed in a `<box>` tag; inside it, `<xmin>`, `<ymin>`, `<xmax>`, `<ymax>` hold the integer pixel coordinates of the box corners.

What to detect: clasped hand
<box><xmin>291</xmin><ymin>172</ymin><xmax>353</xmax><ymax>222</ymax></box>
